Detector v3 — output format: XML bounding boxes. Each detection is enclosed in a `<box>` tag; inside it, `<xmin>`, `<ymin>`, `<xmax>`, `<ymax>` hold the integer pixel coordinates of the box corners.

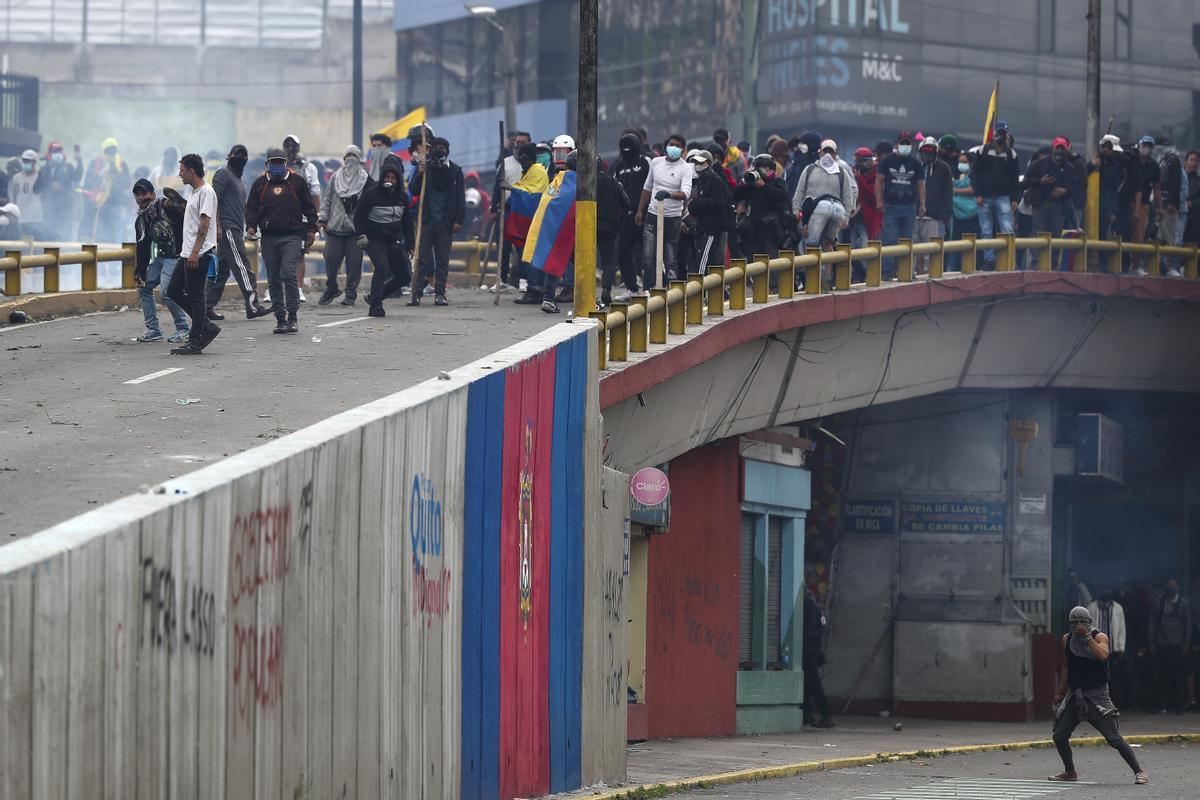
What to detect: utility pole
<box><xmin>741</xmin><ymin>0</ymin><xmax>761</xmax><ymax>150</ymax></box>
<box><xmin>1084</xmin><ymin>0</ymin><xmax>1101</xmax><ymax>239</ymax></box>
<box><xmin>352</xmin><ymin>0</ymin><xmax>364</xmax><ymax>146</ymax></box>
<box><xmin>574</xmin><ymin>0</ymin><xmax>598</xmax><ymax>318</ymax></box>
<box><xmin>502</xmin><ymin>24</ymin><xmax>518</xmax><ymax>136</ymax></box>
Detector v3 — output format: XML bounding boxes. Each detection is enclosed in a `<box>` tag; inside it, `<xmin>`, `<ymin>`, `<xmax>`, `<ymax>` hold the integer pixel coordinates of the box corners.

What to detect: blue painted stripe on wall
<box><xmin>548</xmin><ymin>334</ymin><xmax>585</xmax><ymax>792</ymax></box>
<box><xmin>463</xmin><ymin>370</ymin><xmax>506</xmax><ymax>800</ymax></box>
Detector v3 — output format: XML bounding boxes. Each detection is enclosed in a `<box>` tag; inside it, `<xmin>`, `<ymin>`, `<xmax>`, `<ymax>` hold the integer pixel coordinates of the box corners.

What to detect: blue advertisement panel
<box><xmin>899</xmin><ymin>499</ymin><xmax>1006</xmax><ymax>534</ymax></box>
<box><xmin>842</xmin><ymin>498</ymin><xmax>896</xmax><ymax>534</ymax></box>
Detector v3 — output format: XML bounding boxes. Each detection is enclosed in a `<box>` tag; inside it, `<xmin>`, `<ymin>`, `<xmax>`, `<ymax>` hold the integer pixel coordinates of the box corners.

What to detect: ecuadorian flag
<box><xmin>522</xmin><ymin>171</ymin><xmax>576</xmax><ymax>278</ymax></box>
<box><xmin>505</xmin><ymin>187</ymin><xmax>543</xmax><ymax>251</ymax></box>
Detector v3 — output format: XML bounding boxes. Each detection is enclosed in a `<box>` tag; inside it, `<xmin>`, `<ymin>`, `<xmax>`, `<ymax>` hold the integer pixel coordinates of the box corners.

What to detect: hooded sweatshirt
<box><xmin>786</xmin><ymin>131</ymin><xmax>823</xmax><ymax>197</ymax></box>
<box><xmin>611</xmin><ymin>134</ymin><xmax>650</xmax><ymax>219</ymax></box>
<box><xmin>354</xmin><ymin>154</ymin><xmax>416</xmax><ymax>245</ymax></box>
<box><xmin>320</xmin><ymin>151</ymin><xmax>373</xmax><ymax>235</ymax></box>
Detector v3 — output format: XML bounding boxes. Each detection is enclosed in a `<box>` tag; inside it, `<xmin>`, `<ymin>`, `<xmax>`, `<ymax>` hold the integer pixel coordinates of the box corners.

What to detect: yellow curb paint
<box><xmin>577</xmin><ymin>732</ymin><xmax>1200</xmax><ymax>800</ymax></box>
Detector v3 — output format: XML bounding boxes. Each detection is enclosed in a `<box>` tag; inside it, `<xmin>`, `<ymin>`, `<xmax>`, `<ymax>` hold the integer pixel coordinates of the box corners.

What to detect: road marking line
<box><xmin>315</xmin><ymin>316</ymin><xmax>369</xmax><ymax>328</ymax></box>
<box><xmin>124</xmin><ymin>367</ymin><xmax>184</xmax><ymax>385</ymax></box>
<box><xmin>852</xmin><ymin>777</ymin><xmax>1083</xmax><ymax>800</ymax></box>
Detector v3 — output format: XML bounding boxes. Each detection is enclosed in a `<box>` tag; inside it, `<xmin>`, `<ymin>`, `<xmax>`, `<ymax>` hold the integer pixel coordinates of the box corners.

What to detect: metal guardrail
<box><xmin>0</xmin><ymin>238</ymin><xmax>489</xmax><ymax>297</ymax></box>
<box><xmin>589</xmin><ymin>233</ymin><xmax>1200</xmax><ymax>370</ymax></box>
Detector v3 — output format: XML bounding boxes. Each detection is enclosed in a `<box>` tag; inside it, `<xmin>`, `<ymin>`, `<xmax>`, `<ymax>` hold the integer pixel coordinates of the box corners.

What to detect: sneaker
<box><xmin>135</xmin><ymin>330</ymin><xmax>164</xmax><ymax>343</ymax></box>
<box><xmin>490</xmin><ymin>282</ymin><xmax>510</xmax><ymax>294</ymax></box>
<box><xmin>399</xmin><ymin>286</ymin><xmax>411</xmax><ymax>296</ymax></box>
<box><xmin>541</xmin><ymin>300</ymin><xmax>560</xmax><ymax>314</ymax></box>
<box><xmin>1133</xmin><ymin>267</ymin><xmax>1149</xmax><ymax>277</ymax></box>
<box><xmin>318</xmin><ymin>287</ymin><xmax>341</xmax><ymax>305</ymax></box>
<box><xmin>285</xmin><ymin>314</ymin><xmax>298</xmax><ymax>333</ymax></box>
<box><xmin>612</xmin><ymin>289</ymin><xmax>632</xmax><ymax>303</ymax></box>
<box><xmin>170</xmin><ymin>340</ymin><xmax>204</xmax><ymax>356</ymax></box>
<box><xmin>406</xmin><ymin>294</ymin><xmax>421</xmax><ymax>307</ymax></box>
<box><xmin>1166</xmin><ymin>268</ymin><xmax>1183</xmax><ymax>278</ymax></box>
<box><xmin>423</xmin><ymin>285</ymin><xmax>435</xmax><ymax>296</ymax></box>
<box><xmin>198</xmin><ymin>324</ymin><xmax>222</xmax><ymax>350</ymax></box>
<box><xmin>434</xmin><ymin>293</ymin><xmax>449</xmax><ymax>306</ymax></box>
<box><xmin>1047</xmin><ymin>772</ymin><xmax>1078</xmax><ymax>782</ymax></box>
<box><xmin>168</xmin><ymin>330</ymin><xmax>189</xmax><ymax>344</ymax></box>
<box><xmin>631</xmin><ymin>290</ymin><xmax>650</xmax><ymax>299</ymax></box>
<box><xmin>513</xmin><ymin>292</ymin><xmax>541</xmax><ymax>305</ymax></box>
<box><xmin>246</xmin><ymin>304</ymin><xmax>273</xmax><ymax>320</ymax></box>
<box><xmin>340</xmin><ymin>296</ymin><xmax>356</xmax><ymax>306</ymax></box>
<box><xmin>261</xmin><ymin>288</ymin><xmax>272</xmax><ymax>305</ymax></box>
<box><xmin>206</xmin><ymin>309</ymin><xmax>225</xmax><ymax>321</ymax></box>
<box><xmin>519</xmin><ymin>278</ymin><xmax>528</xmax><ymax>292</ymax></box>
<box><xmin>273</xmin><ymin>318</ymin><xmax>289</xmax><ymax>334</ymax></box>
<box><xmin>1135</xmin><ymin>771</ymin><xmax>1149</xmax><ymax>785</ymax></box>
<box><xmin>298</xmin><ymin>287</ymin><xmax>308</xmax><ymax>303</ymax></box>
<box><xmin>368</xmin><ymin>303</ymin><xmax>385</xmax><ymax>317</ymax></box>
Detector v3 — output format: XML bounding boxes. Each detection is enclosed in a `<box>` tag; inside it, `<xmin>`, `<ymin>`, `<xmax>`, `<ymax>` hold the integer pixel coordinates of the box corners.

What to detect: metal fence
<box><xmin>0</xmin><ymin>73</ymin><xmax>39</xmax><ymax>133</ymax></box>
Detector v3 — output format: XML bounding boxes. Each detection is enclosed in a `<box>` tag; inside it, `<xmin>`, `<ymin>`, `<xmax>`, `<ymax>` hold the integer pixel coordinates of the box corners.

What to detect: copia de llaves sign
<box><xmin>630</xmin><ymin>467</ymin><xmax>670</xmax><ymax>506</ymax></box>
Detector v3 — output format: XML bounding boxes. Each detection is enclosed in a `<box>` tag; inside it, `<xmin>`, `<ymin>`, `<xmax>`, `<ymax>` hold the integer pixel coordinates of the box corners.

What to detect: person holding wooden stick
<box><xmin>408</xmin><ymin>134</ymin><xmax>465</xmax><ymax>307</ymax></box>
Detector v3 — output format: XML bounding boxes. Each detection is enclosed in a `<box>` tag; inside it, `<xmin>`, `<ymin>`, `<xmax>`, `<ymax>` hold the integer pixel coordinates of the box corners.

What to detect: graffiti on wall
<box><xmin>140</xmin><ymin>557</ymin><xmax>217</xmax><ymax>659</ymax></box>
<box><xmin>411</xmin><ymin>473</ymin><xmax>452</xmax><ymax>628</ymax></box>
<box><xmin>518</xmin><ymin>421</ymin><xmax>535</xmax><ymax>624</ymax></box>
<box><xmin>603</xmin><ymin>568</ymin><xmax>625</xmax><ymax>709</ymax></box>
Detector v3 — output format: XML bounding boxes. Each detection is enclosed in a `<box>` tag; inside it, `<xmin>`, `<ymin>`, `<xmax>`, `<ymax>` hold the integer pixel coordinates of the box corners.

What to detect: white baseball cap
<box><xmin>283</xmin><ymin>133</ymin><xmax>301</xmax><ymax>145</ymax></box>
<box><xmin>819</xmin><ymin>138</ymin><xmax>838</xmax><ymax>153</ymax></box>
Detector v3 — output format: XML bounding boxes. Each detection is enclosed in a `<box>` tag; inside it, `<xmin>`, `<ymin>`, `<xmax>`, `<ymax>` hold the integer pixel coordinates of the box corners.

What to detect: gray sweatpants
<box><xmin>261</xmin><ymin>233</ymin><xmax>302</xmax><ymax>316</ymax></box>
<box><xmin>1052</xmin><ymin>692</ymin><xmax>1141</xmax><ymax>774</ymax></box>
<box><xmin>323</xmin><ymin>231</ymin><xmax>364</xmax><ymax>300</ymax></box>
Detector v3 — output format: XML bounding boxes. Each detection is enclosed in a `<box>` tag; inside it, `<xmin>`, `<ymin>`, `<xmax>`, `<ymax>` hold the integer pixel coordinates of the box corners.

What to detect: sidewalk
<box><xmin>551</xmin><ymin>712</ymin><xmax>1200</xmax><ymax>798</ymax></box>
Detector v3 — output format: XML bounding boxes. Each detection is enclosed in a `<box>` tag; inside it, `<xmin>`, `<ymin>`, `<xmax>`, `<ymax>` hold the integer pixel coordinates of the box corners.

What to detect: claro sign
<box><xmin>630</xmin><ymin>466</ymin><xmax>671</xmax><ymax>529</ymax></box>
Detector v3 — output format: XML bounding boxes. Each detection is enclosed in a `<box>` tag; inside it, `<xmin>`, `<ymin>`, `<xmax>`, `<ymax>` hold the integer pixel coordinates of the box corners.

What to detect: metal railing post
<box><xmin>1148</xmin><ymin>242</ymin><xmax>1161</xmax><ymax>277</ymax></box>
<box><xmin>728</xmin><ymin>258</ymin><xmax>747</xmax><ymax>310</ymax></box>
<box><xmin>1105</xmin><ymin>236</ymin><xmax>1123</xmax><ymax>273</ymax></box>
<box><xmin>649</xmin><ymin>288</ymin><xmax>668</xmax><ymax>343</ymax></box>
<box><xmin>1186</xmin><ymin>244</ymin><xmax>1199</xmax><ymax>280</ymax></box>
<box><xmin>866</xmin><ymin>240</ymin><xmax>882</xmax><ymax>286</ymax></box>
<box><xmin>1074</xmin><ymin>237</ymin><xmax>1089</xmax><ymax>274</ymax></box>
<box><xmin>1036</xmin><ymin>232</ymin><xmax>1052</xmax><ymax>272</ymax></box>
<box><xmin>42</xmin><ymin>247</ymin><xmax>61</xmax><ymax>293</ymax></box>
<box><xmin>629</xmin><ymin>294</ymin><xmax>648</xmax><ymax>352</ymax></box>
<box><xmin>120</xmin><ymin>243</ymin><xmax>136</xmax><ymax>288</ymax></box>
<box><xmin>751</xmin><ymin>254</ymin><xmax>769</xmax><ymax>304</ymax></box>
<box><xmin>777</xmin><ymin>250</ymin><xmax>795</xmax><ymax>299</ymax></box>
<box><xmin>835</xmin><ymin>243</ymin><xmax>852</xmax><ymax>289</ymax></box>
<box><xmin>897</xmin><ymin>238</ymin><xmax>913</xmax><ymax>282</ymax></box>
<box><xmin>4</xmin><ymin>250</ymin><xmax>21</xmax><ymax>296</ymax></box>
<box><xmin>589</xmin><ymin>311</ymin><xmax>608</xmax><ymax>369</ymax></box>
<box><xmin>997</xmin><ymin>232</ymin><xmax>1015</xmax><ymax>271</ymax></box>
<box><xmin>668</xmin><ymin>279</ymin><xmax>687</xmax><ymax>334</ymax></box>
<box><xmin>81</xmin><ymin>244</ymin><xmax>99</xmax><ymax>291</ymax></box>
<box><xmin>465</xmin><ymin>238</ymin><xmax>481</xmax><ymax>274</ymax></box>
<box><xmin>685</xmin><ymin>273</ymin><xmax>703</xmax><ymax>325</ymax></box>
<box><xmin>707</xmin><ymin>266</ymin><xmax>725</xmax><ymax>316</ymax></box>
<box><xmin>805</xmin><ymin>246</ymin><xmax>822</xmax><ymax>294</ymax></box>
<box><xmin>608</xmin><ymin>302</ymin><xmax>628</xmax><ymax>361</ymax></box>
<box><xmin>962</xmin><ymin>233</ymin><xmax>977</xmax><ymax>273</ymax></box>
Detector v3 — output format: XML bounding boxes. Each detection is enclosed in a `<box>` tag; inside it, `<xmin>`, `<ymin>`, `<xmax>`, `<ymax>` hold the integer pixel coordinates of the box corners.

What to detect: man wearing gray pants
<box><xmin>244</xmin><ymin>147</ymin><xmax>317</xmax><ymax>334</ymax></box>
<box><xmin>206</xmin><ymin>145</ymin><xmax>271</xmax><ymax>320</ymax></box>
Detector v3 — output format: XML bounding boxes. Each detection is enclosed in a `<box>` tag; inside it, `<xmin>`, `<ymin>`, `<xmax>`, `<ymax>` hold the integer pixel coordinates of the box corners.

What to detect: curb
<box><xmin>572</xmin><ymin>733</ymin><xmax>1200</xmax><ymax>799</ymax></box>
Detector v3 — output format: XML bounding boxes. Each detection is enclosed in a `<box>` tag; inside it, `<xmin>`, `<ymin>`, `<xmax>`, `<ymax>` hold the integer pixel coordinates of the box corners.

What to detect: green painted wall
<box><xmin>40</xmin><ymin>96</ymin><xmax>237</xmax><ymax>172</ymax></box>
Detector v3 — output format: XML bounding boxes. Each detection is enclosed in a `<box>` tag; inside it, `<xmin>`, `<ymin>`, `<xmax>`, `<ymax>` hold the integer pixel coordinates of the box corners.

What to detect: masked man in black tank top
<box><xmin>1049</xmin><ymin>605</ymin><xmax>1148</xmax><ymax>785</ymax></box>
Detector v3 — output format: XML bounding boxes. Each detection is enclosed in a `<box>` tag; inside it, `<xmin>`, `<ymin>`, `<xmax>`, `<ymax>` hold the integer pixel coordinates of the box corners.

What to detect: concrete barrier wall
<box><xmin>0</xmin><ymin>322</ymin><xmax>613</xmax><ymax>800</ymax></box>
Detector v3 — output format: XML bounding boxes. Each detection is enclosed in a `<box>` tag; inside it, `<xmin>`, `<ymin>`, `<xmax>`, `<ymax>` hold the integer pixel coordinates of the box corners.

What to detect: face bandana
<box><xmin>818</xmin><ymin>153</ymin><xmax>838</xmax><ymax>174</ymax></box>
<box><xmin>1067</xmin><ymin>606</ymin><xmax>1098</xmax><ymax>659</ymax></box>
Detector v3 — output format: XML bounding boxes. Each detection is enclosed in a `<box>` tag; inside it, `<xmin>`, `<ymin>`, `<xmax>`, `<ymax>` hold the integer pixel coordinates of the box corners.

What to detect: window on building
<box><xmin>739</xmin><ymin>510</ymin><xmax>801</xmax><ymax>671</ymax></box>
<box><xmin>1114</xmin><ymin>0</ymin><xmax>1132</xmax><ymax>61</ymax></box>
<box><xmin>739</xmin><ymin>512</ymin><xmax>756</xmax><ymax>666</ymax></box>
<box><xmin>1037</xmin><ymin>0</ymin><xmax>1056</xmax><ymax>53</ymax></box>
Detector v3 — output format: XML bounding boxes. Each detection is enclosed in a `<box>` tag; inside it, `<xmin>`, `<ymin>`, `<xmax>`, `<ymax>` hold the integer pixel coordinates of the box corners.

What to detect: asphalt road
<box><xmin>671</xmin><ymin>743</ymin><xmax>1195</xmax><ymax>799</ymax></box>
<box><xmin>0</xmin><ymin>286</ymin><xmax>563</xmax><ymax>536</ymax></box>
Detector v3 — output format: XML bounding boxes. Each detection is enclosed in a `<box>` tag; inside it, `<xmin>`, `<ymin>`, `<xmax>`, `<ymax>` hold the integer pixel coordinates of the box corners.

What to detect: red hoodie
<box><xmin>855</xmin><ymin>167</ymin><xmax>882</xmax><ymax>238</ymax></box>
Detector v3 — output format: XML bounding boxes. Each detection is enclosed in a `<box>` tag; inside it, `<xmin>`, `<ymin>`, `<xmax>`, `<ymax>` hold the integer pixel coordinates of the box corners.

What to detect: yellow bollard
<box><xmin>608</xmin><ymin>302</ymin><xmax>628</xmax><ymax>362</ymax></box>
<box><xmin>707</xmin><ymin>266</ymin><xmax>725</xmax><ymax>316</ymax></box>
<box><xmin>752</xmin><ymin>253</ymin><xmax>769</xmax><ymax>304</ymax></box>
<box><xmin>668</xmin><ymin>279</ymin><xmax>687</xmax><ymax>334</ymax></box>
<box><xmin>962</xmin><ymin>232</ymin><xmax>977</xmax><ymax>273</ymax></box>
<box><xmin>465</xmin><ymin>237</ymin><xmax>482</xmax><ymax>274</ymax></box>
<box><xmin>1035</xmin><ymin>232</ymin><xmax>1052</xmax><ymax>272</ymax></box>
<box><xmin>1105</xmin><ymin>237</ymin><xmax>1123</xmax><ymax>274</ymax></box>
<box><xmin>805</xmin><ymin>246</ymin><xmax>822</xmax><ymax>294</ymax></box>
<box><xmin>685</xmin><ymin>273</ymin><xmax>703</xmax><ymax>325</ymax></box>
<box><xmin>629</xmin><ymin>294</ymin><xmax>648</xmax><ymax>352</ymax></box>
<box><xmin>649</xmin><ymin>288</ymin><xmax>668</xmax><ymax>343</ymax></box>
<box><xmin>1074</xmin><ymin>238</ymin><xmax>1089</xmax><ymax>273</ymax></box>
<box><xmin>81</xmin><ymin>244</ymin><xmax>98</xmax><ymax>291</ymax></box>
<box><xmin>729</xmin><ymin>258</ymin><xmax>747</xmax><ymax>310</ymax></box>
<box><xmin>4</xmin><ymin>250</ymin><xmax>21</xmax><ymax>296</ymax></box>
<box><xmin>42</xmin><ymin>247</ymin><xmax>61</xmax><ymax>293</ymax></box>
<box><xmin>120</xmin><ymin>243</ymin><xmax>136</xmax><ymax>288</ymax></box>
<box><xmin>778</xmin><ymin>250</ymin><xmax>795</xmax><ymax>299</ymax></box>
<box><xmin>928</xmin><ymin>236</ymin><xmax>944</xmax><ymax>279</ymax></box>
<box><xmin>1148</xmin><ymin>243</ymin><xmax>1161</xmax><ymax>277</ymax></box>
<box><xmin>835</xmin><ymin>243</ymin><xmax>852</xmax><ymax>289</ymax></box>
<box><xmin>997</xmin><ymin>232</ymin><xmax>1015</xmax><ymax>271</ymax></box>
<box><xmin>1185</xmin><ymin>244</ymin><xmax>1199</xmax><ymax>280</ymax></box>
<box><xmin>590</xmin><ymin>311</ymin><xmax>608</xmax><ymax>370</ymax></box>
<box><xmin>897</xmin><ymin>238</ymin><xmax>913</xmax><ymax>282</ymax></box>
<box><xmin>866</xmin><ymin>240</ymin><xmax>882</xmax><ymax>286</ymax></box>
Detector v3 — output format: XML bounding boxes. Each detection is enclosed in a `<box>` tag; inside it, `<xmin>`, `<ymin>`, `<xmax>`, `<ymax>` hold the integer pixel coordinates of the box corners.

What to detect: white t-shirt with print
<box><xmin>182</xmin><ymin>183</ymin><xmax>218</xmax><ymax>256</ymax></box>
<box><xmin>642</xmin><ymin>155</ymin><xmax>694</xmax><ymax>218</ymax></box>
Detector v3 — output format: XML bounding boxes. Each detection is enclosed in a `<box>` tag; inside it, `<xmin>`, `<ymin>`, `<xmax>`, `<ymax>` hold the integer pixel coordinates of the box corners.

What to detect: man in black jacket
<box><xmin>732</xmin><ymin>153</ymin><xmax>792</xmax><ymax>261</ymax></box>
<box><xmin>245</xmin><ymin>147</ymin><xmax>317</xmax><ymax>334</ymax></box>
<box><xmin>611</xmin><ymin>131</ymin><xmax>650</xmax><ymax>297</ymax></box>
<box><xmin>916</xmin><ymin>139</ymin><xmax>953</xmax><ymax>274</ymax></box>
<box><xmin>131</xmin><ymin>179</ymin><xmax>191</xmax><ymax>343</ymax></box>
<box><xmin>409</xmin><ymin>136</ymin><xmax>465</xmax><ymax>306</ymax></box>
<box><xmin>355</xmin><ymin>155</ymin><xmax>415</xmax><ymax>318</ymax></box>
<box><xmin>685</xmin><ymin>149</ymin><xmax>732</xmax><ymax>275</ymax></box>
<box><xmin>971</xmin><ymin>122</ymin><xmax>1020</xmax><ymax>269</ymax></box>
<box><xmin>1025</xmin><ymin>136</ymin><xmax>1079</xmax><ymax>266</ymax></box>
<box><xmin>597</xmin><ymin>155</ymin><xmax>632</xmax><ymax>308</ymax></box>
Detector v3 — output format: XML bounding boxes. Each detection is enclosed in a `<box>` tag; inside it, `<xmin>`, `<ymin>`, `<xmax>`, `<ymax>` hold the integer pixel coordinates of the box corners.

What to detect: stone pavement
<box><xmin>0</xmin><ymin>286</ymin><xmax>563</xmax><ymax>536</ymax></box>
<box><xmin>551</xmin><ymin>712</ymin><xmax>1200</xmax><ymax>797</ymax></box>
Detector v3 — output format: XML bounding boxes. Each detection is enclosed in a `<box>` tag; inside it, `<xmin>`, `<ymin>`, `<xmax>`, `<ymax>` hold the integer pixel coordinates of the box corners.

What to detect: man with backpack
<box><xmin>245</xmin><ymin>147</ymin><xmax>318</xmax><ymax>334</ymax></box>
<box><xmin>1157</xmin><ymin>144</ymin><xmax>1186</xmax><ymax>276</ymax></box>
<box><xmin>794</xmin><ymin>139</ymin><xmax>857</xmax><ymax>256</ymax></box>
<box><xmin>131</xmin><ymin>179</ymin><xmax>191</xmax><ymax>344</ymax></box>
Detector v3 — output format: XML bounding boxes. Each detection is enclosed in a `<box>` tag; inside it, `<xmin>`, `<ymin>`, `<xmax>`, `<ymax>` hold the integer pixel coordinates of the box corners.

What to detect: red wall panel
<box><xmin>645</xmin><ymin>439</ymin><xmax>741</xmax><ymax>739</ymax></box>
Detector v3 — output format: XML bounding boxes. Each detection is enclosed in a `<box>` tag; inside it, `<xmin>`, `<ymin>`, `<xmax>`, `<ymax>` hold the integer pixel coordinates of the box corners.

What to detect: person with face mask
<box><xmin>82</xmin><ymin>136</ymin><xmax>132</xmax><ymax>243</ymax></box>
<box><xmin>1124</xmin><ymin>135</ymin><xmax>1162</xmax><ymax>275</ymax></box>
<box><xmin>914</xmin><ymin>139</ymin><xmax>953</xmax><ymax>274</ymax></box>
<box><xmin>875</xmin><ymin>131</ymin><xmax>925</xmax><ymax>280</ymax></box>
<box><xmin>713</xmin><ymin>128</ymin><xmax>747</xmax><ymax>183</ymax></box>
<box><xmin>355</xmin><ymin>155</ymin><xmax>415</xmax><ymax>317</ymax></box>
<box><xmin>366</xmin><ymin>133</ymin><xmax>392</xmax><ymax>182</ymax></box>
<box><xmin>1023</xmin><ymin>136</ymin><xmax>1078</xmax><ymax>267</ymax></box>
<box><xmin>33</xmin><ymin>142</ymin><xmax>83</xmax><ymax>240</ymax></box>
<box><xmin>486</xmin><ymin>130</ymin><xmax>530</xmax><ymax>293</ymax></box>
<box><xmin>205</xmin><ymin>145</ymin><xmax>271</xmax><ymax>320</ymax></box>
<box><xmin>281</xmin><ymin>135</ymin><xmax>321</xmax><ymax>302</ymax></box>
<box><xmin>794</xmin><ymin>140</ymin><xmax>857</xmax><ymax>263</ymax></box>
<box><xmin>1089</xmin><ymin>135</ymin><xmax>1128</xmax><ymax>245</ymax></box>
<box><xmin>1155</xmin><ymin>141</ymin><xmax>1186</xmax><ymax>276</ymax></box>
<box><xmin>1183</xmin><ymin>150</ymin><xmax>1200</xmax><ymax>249</ymax></box>
<box><xmin>150</xmin><ymin>147</ymin><xmax>188</xmax><ymax>198</ymax></box>
<box><xmin>596</xmin><ymin>154</ymin><xmax>634</xmax><ymax>308</ymax></box>
<box><xmin>245</xmin><ymin>147</ymin><xmax>318</xmax><ymax>334</ymax></box>
<box><xmin>636</xmin><ymin>134</ymin><xmax>693</xmax><ymax>292</ymax></box>
<box><xmin>408</xmin><ymin>136</ymin><xmax>465</xmax><ymax>306</ymax></box>
<box><xmin>130</xmin><ymin>178</ymin><xmax>190</xmax><ymax>344</ymax></box>
<box><xmin>849</xmin><ymin>148</ymin><xmax>881</xmax><ymax>281</ymax></box>
<box><xmin>948</xmin><ymin>154</ymin><xmax>979</xmax><ymax>271</ymax></box>
<box><xmin>968</xmin><ymin>121</ymin><xmax>1020</xmax><ymax>269</ymax></box>
<box><xmin>732</xmin><ymin>153</ymin><xmax>793</xmax><ymax>270</ymax></box>
<box><xmin>1150</xmin><ymin>578</ymin><xmax>1191</xmax><ymax>714</ymax></box>
<box><xmin>682</xmin><ymin>149</ymin><xmax>733</xmax><ymax>280</ymax></box>
<box><xmin>610</xmin><ymin>131</ymin><xmax>651</xmax><ymax>299</ymax></box>
<box><xmin>506</xmin><ymin>143</ymin><xmax>551</xmax><ymax>306</ymax></box>
<box><xmin>1049</xmin><ymin>606</ymin><xmax>1148</xmax><ymax>785</ymax></box>
<box><xmin>317</xmin><ymin>145</ymin><xmax>373</xmax><ymax>307</ymax></box>
<box><xmin>1087</xmin><ymin>587</ymin><xmax>1130</xmax><ymax>707</ymax></box>
<box><xmin>551</xmin><ymin>134</ymin><xmax>576</xmax><ymax>179</ymax></box>
<box><xmin>8</xmin><ymin>150</ymin><xmax>43</xmax><ymax>240</ymax></box>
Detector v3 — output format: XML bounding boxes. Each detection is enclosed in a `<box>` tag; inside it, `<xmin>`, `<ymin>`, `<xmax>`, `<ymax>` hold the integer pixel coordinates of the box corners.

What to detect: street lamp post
<box><xmin>352</xmin><ymin>0</ymin><xmax>363</xmax><ymax>146</ymax></box>
<box><xmin>466</xmin><ymin>4</ymin><xmax>518</xmax><ymax>135</ymax></box>
<box><xmin>574</xmin><ymin>0</ymin><xmax>598</xmax><ymax>318</ymax></box>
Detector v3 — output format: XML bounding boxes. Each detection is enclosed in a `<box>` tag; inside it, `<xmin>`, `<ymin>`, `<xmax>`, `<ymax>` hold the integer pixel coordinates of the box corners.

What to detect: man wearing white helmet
<box><xmin>551</xmin><ymin>134</ymin><xmax>575</xmax><ymax>179</ymax></box>
<box><xmin>9</xmin><ymin>150</ymin><xmax>43</xmax><ymax>239</ymax></box>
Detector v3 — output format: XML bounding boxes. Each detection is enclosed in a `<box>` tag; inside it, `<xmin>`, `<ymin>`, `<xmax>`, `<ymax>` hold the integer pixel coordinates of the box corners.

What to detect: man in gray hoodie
<box><xmin>319</xmin><ymin>145</ymin><xmax>372</xmax><ymax>306</ymax></box>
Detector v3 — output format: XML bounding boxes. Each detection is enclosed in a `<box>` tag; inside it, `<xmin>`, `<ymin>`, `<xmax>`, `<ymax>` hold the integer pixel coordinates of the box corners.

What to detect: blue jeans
<box><xmin>976</xmin><ymin>196</ymin><xmax>1014</xmax><ymax>268</ymax></box>
<box><xmin>881</xmin><ymin>204</ymin><xmax>915</xmax><ymax>280</ymax></box>
<box><xmin>138</xmin><ymin>257</ymin><xmax>189</xmax><ymax>334</ymax></box>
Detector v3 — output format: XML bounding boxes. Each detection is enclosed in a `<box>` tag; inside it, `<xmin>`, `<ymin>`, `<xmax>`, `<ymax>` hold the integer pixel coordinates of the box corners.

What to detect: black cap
<box><xmin>131</xmin><ymin>178</ymin><xmax>155</xmax><ymax>195</ymax></box>
<box><xmin>265</xmin><ymin>147</ymin><xmax>287</xmax><ymax>162</ymax></box>
<box><xmin>227</xmin><ymin>144</ymin><xmax>248</xmax><ymax>159</ymax></box>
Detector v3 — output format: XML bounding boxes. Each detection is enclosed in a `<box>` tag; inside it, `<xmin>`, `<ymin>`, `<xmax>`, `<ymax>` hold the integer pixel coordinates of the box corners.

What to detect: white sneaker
<box><xmin>399</xmin><ymin>286</ymin><xmax>411</xmax><ymax>296</ymax></box>
<box><xmin>1132</xmin><ymin>267</ymin><xmax>1149</xmax><ymax>277</ymax></box>
<box><xmin>632</xmin><ymin>290</ymin><xmax>650</xmax><ymax>298</ymax></box>
<box><xmin>298</xmin><ymin>287</ymin><xmax>307</xmax><ymax>303</ymax></box>
<box><xmin>1166</xmin><ymin>268</ymin><xmax>1183</xmax><ymax>278</ymax></box>
<box><xmin>262</xmin><ymin>288</ymin><xmax>271</xmax><ymax>305</ymax></box>
<box><xmin>423</xmin><ymin>285</ymin><xmax>435</xmax><ymax>296</ymax></box>
<box><xmin>490</xmin><ymin>282</ymin><xmax>510</xmax><ymax>293</ymax></box>
<box><xmin>612</xmin><ymin>289</ymin><xmax>632</xmax><ymax>303</ymax></box>
<box><xmin>519</xmin><ymin>279</ymin><xmax>528</xmax><ymax>292</ymax></box>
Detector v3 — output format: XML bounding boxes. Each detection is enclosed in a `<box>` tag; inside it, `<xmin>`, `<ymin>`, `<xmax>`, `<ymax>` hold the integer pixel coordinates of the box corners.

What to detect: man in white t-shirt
<box><xmin>282</xmin><ymin>134</ymin><xmax>321</xmax><ymax>302</ymax></box>
<box><xmin>166</xmin><ymin>153</ymin><xmax>221</xmax><ymax>355</ymax></box>
<box><xmin>635</xmin><ymin>133</ymin><xmax>693</xmax><ymax>291</ymax></box>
